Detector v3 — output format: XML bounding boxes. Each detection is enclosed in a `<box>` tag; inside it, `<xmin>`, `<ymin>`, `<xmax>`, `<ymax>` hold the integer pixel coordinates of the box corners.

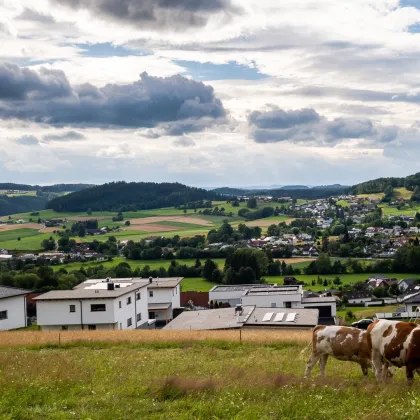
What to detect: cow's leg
<box><xmin>406</xmin><ymin>365</ymin><xmax>415</xmax><ymax>385</ymax></box>
<box><xmin>371</xmin><ymin>350</ymin><xmax>383</xmax><ymax>381</ymax></box>
<box><xmin>304</xmin><ymin>353</ymin><xmax>322</xmax><ymax>378</ymax></box>
<box><xmin>319</xmin><ymin>354</ymin><xmax>328</xmax><ymax>377</ymax></box>
<box><xmin>381</xmin><ymin>362</ymin><xmax>392</xmax><ymax>382</ymax></box>
<box><xmin>360</xmin><ymin>362</ymin><xmax>369</xmax><ymax>378</ymax></box>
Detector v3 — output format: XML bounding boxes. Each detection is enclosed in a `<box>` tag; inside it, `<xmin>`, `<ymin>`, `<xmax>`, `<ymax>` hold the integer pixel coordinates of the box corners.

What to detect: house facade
<box><xmin>35</xmin><ymin>279</ymin><xmax>149</xmax><ymax>331</ymax></box>
<box><xmin>209</xmin><ymin>284</ymin><xmax>336</xmax><ymax>323</ymax></box>
<box><xmin>0</xmin><ymin>286</ymin><xmax>31</xmax><ymax>330</ymax></box>
<box><xmin>147</xmin><ymin>277</ymin><xmax>182</xmax><ymax>324</ymax></box>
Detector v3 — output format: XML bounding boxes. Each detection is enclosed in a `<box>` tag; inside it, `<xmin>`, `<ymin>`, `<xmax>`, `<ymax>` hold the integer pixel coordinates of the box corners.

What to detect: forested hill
<box><xmin>47</xmin><ymin>182</ymin><xmax>223</xmax><ymax>212</ymax></box>
<box><xmin>352</xmin><ymin>173</ymin><xmax>420</xmax><ymax>195</ymax></box>
<box><xmin>0</xmin><ymin>183</ymin><xmax>94</xmax><ymax>192</ymax></box>
<box><xmin>0</xmin><ymin>196</ymin><xmax>47</xmax><ymax>217</ymax></box>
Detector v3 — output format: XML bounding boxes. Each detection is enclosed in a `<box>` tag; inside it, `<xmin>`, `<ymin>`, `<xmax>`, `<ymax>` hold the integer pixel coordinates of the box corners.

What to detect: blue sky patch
<box><xmin>77</xmin><ymin>42</ymin><xmax>149</xmax><ymax>57</ymax></box>
<box><xmin>175</xmin><ymin>60</ymin><xmax>268</xmax><ymax>81</ymax></box>
<box><xmin>400</xmin><ymin>0</ymin><xmax>420</xmax><ymax>8</ymax></box>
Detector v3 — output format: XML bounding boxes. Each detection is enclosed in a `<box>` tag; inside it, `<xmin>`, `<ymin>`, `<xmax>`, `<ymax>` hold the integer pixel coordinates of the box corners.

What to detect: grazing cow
<box><xmin>304</xmin><ymin>325</ymin><xmax>374</xmax><ymax>378</ymax></box>
<box><xmin>367</xmin><ymin>319</ymin><xmax>420</xmax><ymax>383</ymax></box>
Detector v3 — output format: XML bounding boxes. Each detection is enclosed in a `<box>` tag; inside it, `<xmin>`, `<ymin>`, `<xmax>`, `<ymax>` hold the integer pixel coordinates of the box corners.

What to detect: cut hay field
<box><xmin>0</xmin><ymin>333</ymin><xmax>418</xmax><ymax>420</ymax></box>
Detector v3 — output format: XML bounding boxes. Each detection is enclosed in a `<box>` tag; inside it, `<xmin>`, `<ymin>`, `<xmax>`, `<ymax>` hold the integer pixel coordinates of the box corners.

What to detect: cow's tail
<box><xmin>299</xmin><ymin>340</ymin><xmax>312</xmax><ymax>359</ymax></box>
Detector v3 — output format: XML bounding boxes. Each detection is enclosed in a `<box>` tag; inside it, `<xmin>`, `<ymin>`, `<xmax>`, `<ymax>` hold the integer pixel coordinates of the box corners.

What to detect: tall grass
<box><xmin>0</xmin><ymin>329</ymin><xmax>312</xmax><ymax>348</ymax></box>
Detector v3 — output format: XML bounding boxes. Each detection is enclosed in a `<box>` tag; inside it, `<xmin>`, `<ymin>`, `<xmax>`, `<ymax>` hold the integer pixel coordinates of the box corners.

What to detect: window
<box><xmin>88</xmin><ymin>325</ymin><xmax>96</xmax><ymax>330</ymax></box>
<box><xmin>149</xmin><ymin>291</ymin><xmax>154</xmax><ymax>298</ymax></box>
<box><xmin>136</xmin><ymin>292</ymin><xmax>141</xmax><ymax>301</ymax></box>
<box><xmin>69</xmin><ymin>305</ymin><xmax>76</xmax><ymax>313</ymax></box>
<box><xmin>91</xmin><ymin>304</ymin><xmax>106</xmax><ymax>312</ymax></box>
<box><xmin>119</xmin><ymin>301</ymin><xmax>122</xmax><ymax>309</ymax></box>
<box><xmin>271</xmin><ymin>303</ymin><xmax>277</xmax><ymax>308</ymax></box>
<box><xmin>61</xmin><ymin>326</ymin><xmax>68</xmax><ymax>331</ymax></box>
<box><xmin>127</xmin><ymin>318</ymin><xmax>132</xmax><ymax>327</ymax></box>
<box><xmin>285</xmin><ymin>302</ymin><xmax>292</xmax><ymax>308</ymax></box>
<box><xmin>137</xmin><ymin>313</ymin><xmax>142</xmax><ymax>322</ymax></box>
<box><xmin>127</xmin><ymin>297</ymin><xmax>132</xmax><ymax>305</ymax></box>
<box><xmin>119</xmin><ymin>323</ymin><xmax>122</xmax><ymax>330</ymax></box>
<box><xmin>0</xmin><ymin>310</ymin><xmax>8</xmax><ymax>320</ymax></box>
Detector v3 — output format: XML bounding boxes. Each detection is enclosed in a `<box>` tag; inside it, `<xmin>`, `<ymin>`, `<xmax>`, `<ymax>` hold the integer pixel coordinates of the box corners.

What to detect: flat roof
<box><xmin>210</xmin><ymin>284</ymin><xmax>276</xmax><ymax>293</ymax></box>
<box><xmin>34</xmin><ymin>282</ymin><xmax>148</xmax><ymax>301</ymax></box>
<box><xmin>163</xmin><ymin>306</ymin><xmax>255</xmax><ymax>331</ymax></box>
<box><xmin>244</xmin><ymin>308</ymin><xmax>319</xmax><ymax>327</ymax></box>
<box><xmin>74</xmin><ymin>277</ymin><xmax>183</xmax><ymax>290</ymax></box>
<box><xmin>149</xmin><ymin>303</ymin><xmax>172</xmax><ymax>310</ymax></box>
<box><xmin>302</xmin><ymin>297</ymin><xmax>337</xmax><ymax>303</ymax></box>
<box><xmin>0</xmin><ymin>286</ymin><xmax>32</xmax><ymax>300</ymax></box>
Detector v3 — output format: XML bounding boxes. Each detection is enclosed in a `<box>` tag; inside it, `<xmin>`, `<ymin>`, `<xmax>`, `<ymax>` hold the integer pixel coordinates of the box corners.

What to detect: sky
<box><xmin>1</xmin><ymin>1</ymin><xmax>420</xmax><ymax>187</ymax></box>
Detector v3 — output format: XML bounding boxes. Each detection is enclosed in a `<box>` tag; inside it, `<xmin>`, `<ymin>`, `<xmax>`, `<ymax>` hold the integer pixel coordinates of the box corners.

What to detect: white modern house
<box><xmin>146</xmin><ymin>277</ymin><xmax>182</xmax><ymax>324</ymax></box>
<box><xmin>35</xmin><ymin>278</ymin><xmax>150</xmax><ymax>331</ymax></box>
<box><xmin>209</xmin><ymin>284</ymin><xmax>336</xmax><ymax>322</ymax></box>
<box><xmin>0</xmin><ymin>286</ymin><xmax>31</xmax><ymax>330</ymax></box>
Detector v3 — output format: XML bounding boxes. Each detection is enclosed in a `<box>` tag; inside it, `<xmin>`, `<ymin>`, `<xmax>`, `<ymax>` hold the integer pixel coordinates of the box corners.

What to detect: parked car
<box><xmin>351</xmin><ymin>319</ymin><xmax>373</xmax><ymax>330</ymax></box>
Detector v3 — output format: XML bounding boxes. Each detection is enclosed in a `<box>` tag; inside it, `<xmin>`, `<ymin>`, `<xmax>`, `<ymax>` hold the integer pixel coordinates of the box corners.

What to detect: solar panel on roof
<box><xmin>262</xmin><ymin>312</ymin><xmax>274</xmax><ymax>322</ymax></box>
<box><xmin>274</xmin><ymin>312</ymin><xmax>285</xmax><ymax>322</ymax></box>
<box><xmin>286</xmin><ymin>313</ymin><xmax>296</xmax><ymax>322</ymax></box>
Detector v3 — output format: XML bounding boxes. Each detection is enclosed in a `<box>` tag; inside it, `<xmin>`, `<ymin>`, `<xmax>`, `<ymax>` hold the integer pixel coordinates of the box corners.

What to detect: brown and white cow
<box><xmin>367</xmin><ymin>319</ymin><xmax>420</xmax><ymax>382</ymax></box>
<box><xmin>304</xmin><ymin>325</ymin><xmax>374</xmax><ymax>378</ymax></box>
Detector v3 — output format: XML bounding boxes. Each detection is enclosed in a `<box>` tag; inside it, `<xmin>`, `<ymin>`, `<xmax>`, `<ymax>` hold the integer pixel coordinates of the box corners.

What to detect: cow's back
<box><xmin>314</xmin><ymin>325</ymin><xmax>367</xmax><ymax>363</ymax></box>
<box><xmin>368</xmin><ymin>320</ymin><xmax>419</xmax><ymax>368</ymax></box>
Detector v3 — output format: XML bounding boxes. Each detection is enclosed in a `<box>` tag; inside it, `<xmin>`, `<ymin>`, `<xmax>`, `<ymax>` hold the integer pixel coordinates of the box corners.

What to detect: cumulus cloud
<box><xmin>15</xmin><ymin>135</ymin><xmax>40</xmax><ymax>146</ymax></box>
<box><xmin>248</xmin><ymin>105</ymin><xmax>400</xmax><ymax>145</ymax></box>
<box><xmin>0</xmin><ymin>62</ymin><xmax>71</xmax><ymax>100</ymax></box>
<box><xmin>173</xmin><ymin>136</ymin><xmax>196</xmax><ymax>147</ymax></box>
<box><xmin>18</xmin><ymin>8</ymin><xmax>56</xmax><ymax>24</ymax></box>
<box><xmin>248</xmin><ymin>107</ymin><xmax>320</xmax><ymax>129</ymax></box>
<box><xmin>43</xmin><ymin>131</ymin><xmax>85</xmax><ymax>141</ymax></box>
<box><xmin>0</xmin><ymin>63</ymin><xmax>226</xmax><ymax>135</ymax></box>
<box><xmin>52</xmin><ymin>0</ymin><xmax>239</xmax><ymax>31</ymax></box>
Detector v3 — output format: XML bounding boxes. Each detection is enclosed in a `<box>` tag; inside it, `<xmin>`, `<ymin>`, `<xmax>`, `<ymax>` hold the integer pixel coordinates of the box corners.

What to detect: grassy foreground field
<box><xmin>0</xmin><ymin>331</ymin><xmax>418</xmax><ymax>420</ymax></box>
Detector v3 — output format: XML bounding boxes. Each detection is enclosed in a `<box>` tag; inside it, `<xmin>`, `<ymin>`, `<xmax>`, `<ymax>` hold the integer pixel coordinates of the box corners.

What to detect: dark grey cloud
<box><xmin>15</xmin><ymin>135</ymin><xmax>40</xmax><ymax>146</ymax></box>
<box><xmin>0</xmin><ymin>63</ymin><xmax>226</xmax><ymax>135</ymax></box>
<box><xmin>52</xmin><ymin>0</ymin><xmax>239</xmax><ymax>30</ymax></box>
<box><xmin>0</xmin><ymin>62</ymin><xmax>71</xmax><ymax>100</ymax></box>
<box><xmin>248</xmin><ymin>105</ymin><xmax>400</xmax><ymax>145</ymax></box>
<box><xmin>43</xmin><ymin>131</ymin><xmax>85</xmax><ymax>141</ymax></box>
<box><xmin>248</xmin><ymin>107</ymin><xmax>320</xmax><ymax>129</ymax></box>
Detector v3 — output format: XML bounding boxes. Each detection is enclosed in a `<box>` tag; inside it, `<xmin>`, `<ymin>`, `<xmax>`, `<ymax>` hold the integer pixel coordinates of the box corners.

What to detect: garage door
<box><xmin>311</xmin><ymin>306</ymin><xmax>332</xmax><ymax>317</ymax></box>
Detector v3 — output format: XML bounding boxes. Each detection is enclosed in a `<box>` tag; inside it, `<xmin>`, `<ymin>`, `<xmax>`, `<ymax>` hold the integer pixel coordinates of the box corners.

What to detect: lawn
<box><xmin>380</xmin><ymin>205</ymin><xmax>418</xmax><ymax>217</ymax></box>
<box><xmin>0</xmin><ymin>228</ymin><xmax>41</xmax><ymax>242</ymax></box>
<box><xmin>268</xmin><ymin>273</ymin><xmax>420</xmax><ymax>292</ymax></box>
<box><xmin>54</xmin><ymin>257</ymin><xmax>227</xmax><ymax>273</ymax></box>
<box><xmin>337</xmin><ymin>200</ymin><xmax>350</xmax><ymax>207</ymax></box>
<box><xmin>337</xmin><ymin>305</ymin><xmax>400</xmax><ymax>320</ymax></box>
<box><xmin>0</xmin><ymin>339</ymin><xmax>418</xmax><ymax>419</ymax></box>
<box><xmin>0</xmin><ymin>233</ymin><xmax>54</xmax><ymax>252</ymax></box>
<box><xmin>394</xmin><ymin>187</ymin><xmax>413</xmax><ymax>200</ymax></box>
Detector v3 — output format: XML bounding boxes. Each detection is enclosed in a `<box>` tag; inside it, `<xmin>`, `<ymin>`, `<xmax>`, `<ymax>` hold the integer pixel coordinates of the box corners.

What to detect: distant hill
<box><xmin>0</xmin><ymin>183</ymin><xmax>94</xmax><ymax>193</ymax></box>
<box><xmin>352</xmin><ymin>173</ymin><xmax>420</xmax><ymax>195</ymax></box>
<box><xmin>0</xmin><ymin>184</ymin><xmax>94</xmax><ymax>216</ymax></box>
<box><xmin>279</xmin><ymin>185</ymin><xmax>309</xmax><ymax>190</ymax></box>
<box><xmin>47</xmin><ymin>182</ymin><xmax>223</xmax><ymax>212</ymax></box>
<box><xmin>212</xmin><ymin>187</ymin><xmax>249</xmax><ymax>196</ymax></box>
<box><xmin>0</xmin><ymin>195</ymin><xmax>48</xmax><ymax>217</ymax></box>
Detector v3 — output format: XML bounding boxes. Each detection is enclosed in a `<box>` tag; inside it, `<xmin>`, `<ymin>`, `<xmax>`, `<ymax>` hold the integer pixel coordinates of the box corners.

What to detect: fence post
<box><xmin>58</xmin><ymin>333</ymin><xmax>61</xmax><ymax>346</ymax></box>
<box><xmin>239</xmin><ymin>329</ymin><xmax>242</xmax><ymax>344</ymax></box>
